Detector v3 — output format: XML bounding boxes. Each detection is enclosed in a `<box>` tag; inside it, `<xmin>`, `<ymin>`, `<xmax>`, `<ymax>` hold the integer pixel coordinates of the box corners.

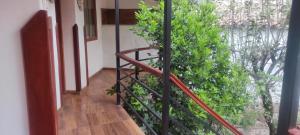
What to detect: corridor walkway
<box><xmin>58</xmin><ymin>69</ymin><xmax>144</xmax><ymax>135</ymax></box>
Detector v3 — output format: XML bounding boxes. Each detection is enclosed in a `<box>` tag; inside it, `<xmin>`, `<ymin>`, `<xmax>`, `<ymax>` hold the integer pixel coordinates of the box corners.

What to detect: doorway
<box><xmin>54</xmin><ymin>0</ymin><xmax>66</xmax><ymax>96</ymax></box>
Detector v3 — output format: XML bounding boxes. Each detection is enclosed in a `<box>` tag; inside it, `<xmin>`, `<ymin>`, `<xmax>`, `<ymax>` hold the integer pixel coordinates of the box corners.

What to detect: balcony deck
<box><xmin>58</xmin><ymin>69</ymin><xmax>144</xmax><ymax>135</ymax></box>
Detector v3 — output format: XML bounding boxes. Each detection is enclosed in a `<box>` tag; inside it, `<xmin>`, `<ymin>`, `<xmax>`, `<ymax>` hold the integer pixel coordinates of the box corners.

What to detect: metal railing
<box><xmin>113</xmin><ymin>0</ymin><xmax>300</xmax><ymax>134</ymax></box>
<box><xmin>115</xmin><ymin>47</ymin><xmax>242</xmax><ymax>135</ymax></box>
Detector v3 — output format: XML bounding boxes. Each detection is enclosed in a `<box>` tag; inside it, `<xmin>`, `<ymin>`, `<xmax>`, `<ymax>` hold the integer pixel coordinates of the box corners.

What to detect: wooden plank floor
<box><xmin>58</xmin><ymin>69</ymin><xmax>145</xmax><ymax>135</ymax></box>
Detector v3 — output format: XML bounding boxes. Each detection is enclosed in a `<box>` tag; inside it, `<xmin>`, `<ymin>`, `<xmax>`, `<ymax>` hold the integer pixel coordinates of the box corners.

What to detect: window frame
<box><xmin>84</xmin><ymin>0</ymin><xmax>98</xmax><ymax>42</ymax></box>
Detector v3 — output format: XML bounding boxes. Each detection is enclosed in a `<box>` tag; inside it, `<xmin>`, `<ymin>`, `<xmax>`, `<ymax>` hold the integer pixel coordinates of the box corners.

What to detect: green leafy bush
<box><xmin>123</xmin><ymin>0</ymin><xmax>253</xmax><ymax>134</ymax></box>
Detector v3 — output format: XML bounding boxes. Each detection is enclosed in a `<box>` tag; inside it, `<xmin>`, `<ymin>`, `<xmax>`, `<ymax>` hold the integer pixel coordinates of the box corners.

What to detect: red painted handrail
<box><xmin>117</xmin><ymin>47</ymin><xmax>242</xmax><ymax>135</ymax></box>
<box><xmin>289</xmin><ymin>128</ymin><xmax>300</xmax><ymax>135</ymax></box>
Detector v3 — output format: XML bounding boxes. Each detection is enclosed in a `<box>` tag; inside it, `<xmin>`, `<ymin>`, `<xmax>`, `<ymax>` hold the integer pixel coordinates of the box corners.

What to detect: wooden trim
<box><xmin>87</xmin><ymin>68</ymin><xmax>133</xmax><ymax>83</ymax></box>
<box><xmin>73</xmin><ymin>24</ymin><xmax>82</xmax><ymax>92</ymax></box>
<box><xmin>64</xmin><ymin>91</ymin><xmax>80</xmax><ymax>95</ymax></box>
<box><xmin>86</xmin><ymin>37</ymin><xmax>97</xmax><ymax>41</ymax></box>
<box><xmin>84</xmin><ymin>26</ymin><xmax>90</xmax><ymax>86</ymax></box>
<box><xmin>102</xmin><ymin>67</ymin><xmax>113</xmax><ymax>70</ymax></box>
<box><xmin>55</xmin><ymin>26</ymin><xmax>63</xmax><ymax>105</ymax></box>
<box><xmin>55</xmin><ymin>0</ymin><xmax>66</xmax><ymax>95</ymax></box>
<box><xmin>21</xmin><ymin>10</ymin><xmax>58</xmax><ymax>135</ymax></box>
<box><xmin>101</xmin><ymin>9</ymin><xmax>139</xmax><ymax>25</ymax></box>
<box><xmin>102</xmin><ymin>67</ymin><xmax>117</xmax><ymax>71</ymax></box>
<box><xmin>48</xmin><ymin>16</ymin><xmax>59</xmax><ymax>135</ymax></box>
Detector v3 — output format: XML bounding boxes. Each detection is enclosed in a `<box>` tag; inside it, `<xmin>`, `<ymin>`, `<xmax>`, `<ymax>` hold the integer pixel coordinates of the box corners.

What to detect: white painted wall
<box><xmin>0</xmin><ymin>0</ymin><xmax>42</xmax><ymax>134</ymax></box>
<box><xmin>86</xmin><ymin>0</ymin><xmax>105</xmax><ymax>77</ymax></box>
<box><xmin>61</xmin><ymin>0</ymin><xmax>90</xmax><ymax>91</ymax></box>
<box><xmin>41</xmin><ymin>0</ymin><xmax>62</xmax><ymax>109</ymax></box>
<box><xmin>60</xmin><ymin>0</ymin><xmax>155</xmax><ymax>84</ymax></box>
<box><xmin>101</xmin><ymin>0</ymin><xmax>157</xmax><ymax>68</ymax></box>
<box><xmin>0</xmin><ymin>0</ymin><xmax>63</xmax><ymax>134</ymax></box>
<box><xmin>61</xmin><ymin>0</ymin><xmax>77</xmax><ymax>91</ymax></box>
<box><xmin>0</xmin><ymin>0</ymin><xmax>156</xmax><ymax>134</ymax></box>
<box><xmin>74</xmin><ymin>0</ymin><xmax>88</xmax><ymax>88</ymax></box>
<box><xmin>102</xmin><ymin>26</ymin><xmax>156</xmax><ymax>67</ymax></box>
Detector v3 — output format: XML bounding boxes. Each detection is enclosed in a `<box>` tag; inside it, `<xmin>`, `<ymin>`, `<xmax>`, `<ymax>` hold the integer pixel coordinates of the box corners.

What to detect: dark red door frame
<box><xmin>21</xmin><ymin>10</ymin><xmax>58</xmax><ymax>135</ymax></box>
<box><xmin>73</xmin><ymin>24</ymin><xmax>82</xmax><ymax>92</ymax></box>
<box><xmin>54</xmin><ymin>0</ymin><xmax>66</xmax><ymax>95</ymax></box>
<box><xmin>56</xmin><ymin>0</ymin><xmax>90</xmax><ymax>92</ymax></box>
<box><xmin>84</xmin><ymin>26</ymin><xmax>90</xmax><ymax>86</ymax></box>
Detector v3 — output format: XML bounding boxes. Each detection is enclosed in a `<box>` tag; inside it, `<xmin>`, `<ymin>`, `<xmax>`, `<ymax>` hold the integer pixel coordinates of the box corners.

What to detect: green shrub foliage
<box><xmin>125</xmin><ymin>0</ymin><xmax>252</xmax><ymax>134</ymax></box>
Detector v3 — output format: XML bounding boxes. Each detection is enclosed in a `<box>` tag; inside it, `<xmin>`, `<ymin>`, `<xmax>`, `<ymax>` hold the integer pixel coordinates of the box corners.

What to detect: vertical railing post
<box><xmin>277</xmin><ymin>0</ymin><xmax>300</xmax><ymax>134</ymax></box>
<box><xmin>135</xmin><ymin>51</ymin><xmax>139</xmax><ymax>80</ymax></box>
<box><xmin>115</xmin><ymin>0</ymin><xmax>121</xmax><ymax>105</ymax></box>
<box><xmin>161</xmin><ymin>0</ymin><xmax>172</xmax><ymax>134</ymax></box>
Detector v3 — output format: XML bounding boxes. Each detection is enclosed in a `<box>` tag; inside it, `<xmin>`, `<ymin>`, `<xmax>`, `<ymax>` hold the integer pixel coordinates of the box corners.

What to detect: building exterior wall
<box><xmin>41</xmin><ymin>0</ymin><xmax>62</xmax><ymax>110</ymax></box>
<box><xmin>86</xmin><ymin>0</ymin><xmax>105</xmax><ymax>77</ymax></box>
<box><xmin>61</xmin><ymin>0</ymin><xmax>77</xmax><ymax>91</ymax></box>
<box><xmin>102</xmin><ymin>25</ymin><xmax>154</xmax><ymax>67</ymax></box>
<box><xmin>0</xmin><ymin>0</ymin><xmax>53</xmax><ymax>134</ymax></box>
<box><xmin>61</xmin><ymin>0</ymin><xmax>88</xmax><ymax>91</ymax></box>
<box><xmin>61</xmin><ymin>0</ymin><xmax>157</xmax><ymax>82</ymax></box>
<box><xmin>0</xmin><ymin>0</ymin><xmax>155</xmax><ymax>134</ymax></box>
<box><xmin>74</xmin><ymin>0</ymin><xmax>88</xmax><ymax>88</ymax></box>
<box><xmin>101</xmin><ymin>0</ymin><xmax>157</xmax><ymax>68</ymax></box>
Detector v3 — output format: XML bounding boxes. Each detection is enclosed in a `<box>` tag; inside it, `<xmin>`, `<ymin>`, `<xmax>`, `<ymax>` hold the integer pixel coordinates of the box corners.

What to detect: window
<box><xmin>84</xmin><ymin>0</ymin><xmax>97</xmax><ymax>41</ymax></box>
<box><xmin>101</xmin><ymin>9</ymin><xmax>139</xmax><ymax>25</ymax></box>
